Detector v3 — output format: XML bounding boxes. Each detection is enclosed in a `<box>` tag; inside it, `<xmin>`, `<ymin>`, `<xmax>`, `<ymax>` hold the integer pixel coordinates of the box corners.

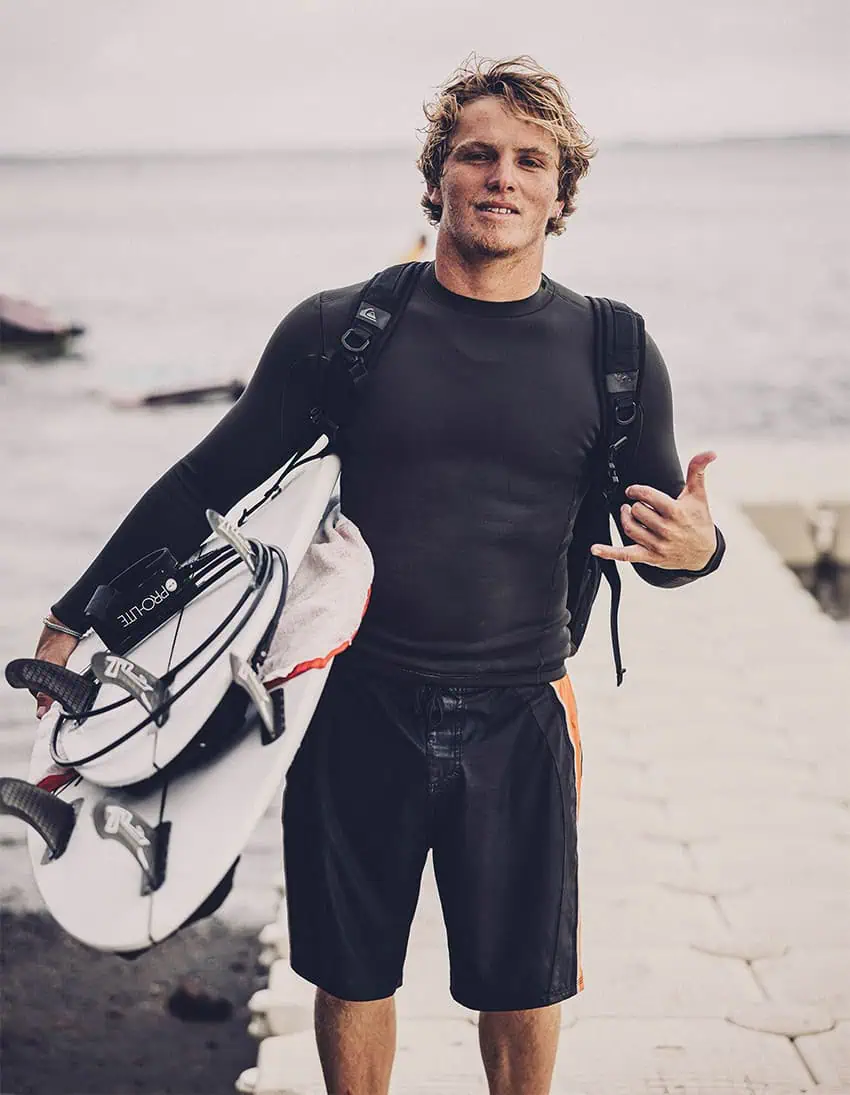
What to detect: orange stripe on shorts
<box><xmin>549</xmin><ymin>672</ymin><xmax>584</xmax><ymax>992</ymax></box>
<box><xmin>549</xmin><ymin>674</ymin><xmax>582</xmax><ymax>814</ymax></box>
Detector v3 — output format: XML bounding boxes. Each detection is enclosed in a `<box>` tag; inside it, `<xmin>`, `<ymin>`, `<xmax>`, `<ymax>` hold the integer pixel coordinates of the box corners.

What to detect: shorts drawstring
<box><xmin>414</xmin><ymin>684</ymin><xmax>445</xmax><ymax>729</ymax></box>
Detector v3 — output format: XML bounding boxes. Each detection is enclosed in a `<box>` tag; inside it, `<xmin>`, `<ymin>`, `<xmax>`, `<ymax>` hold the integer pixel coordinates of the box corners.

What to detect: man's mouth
<box><xmin>476</xmin><ymin>203</ymin><xmax>519</xmax><ymax>216</ymax></box>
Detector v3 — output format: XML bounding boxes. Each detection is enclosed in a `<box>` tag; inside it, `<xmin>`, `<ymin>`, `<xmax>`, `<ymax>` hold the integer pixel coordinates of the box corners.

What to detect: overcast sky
<box><xmin>2</xmin><ymin>0</ymin><xmax>848</xmax><ymax>154</ymax></box>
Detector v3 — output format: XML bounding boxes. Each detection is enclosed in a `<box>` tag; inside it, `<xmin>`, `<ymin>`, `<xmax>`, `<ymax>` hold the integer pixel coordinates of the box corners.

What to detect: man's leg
<box><xmin>282</xmin><ymin>660</ymin><xmax>431</xmax><ymax>1092</ymax></box>
<box><xmin>478</xmin><ymin>1004</ymin><xmax>561</xmax><ymax>1095</ymax></box>
<box><xmin>315</xmin><ymin>989</ymin><xmax>397</xmax><ymax>1095</ymax></box>
<box><xmin>432</xmin><ymin>679</ymin><xmax>582</xmax><ymax>1093</ymax></box>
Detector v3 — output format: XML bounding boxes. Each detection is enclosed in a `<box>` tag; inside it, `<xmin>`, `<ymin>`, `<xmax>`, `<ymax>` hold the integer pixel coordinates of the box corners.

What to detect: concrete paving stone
<box><xmin>580</xmin><ymin>794</ymin><xmax>671</xmax><ymax>832</ymax></box>
<box><xmin>582</xmin><ymin>762</ymin><xmax>662</xmax><ymax>797</ymax></box>
<box><xmin>647</xmin><ymin>759</ymin><xmax>821</xmax><ymax>799</ymax></box>
<box><xmin>804</xmin><ymin>773</ymin><xmax>850</xmax><ymax>801</ymax></box>
<box><xmin>627</xmin><ymin>730</ymin><xmax>799</xmax><ymax>764</ymax></box>
<box><xmin>662</xmin><ymin>799</ymin><xmax>850</xmax><ymax>840</ymax></box>
<box><xmin>584</xmin><ymin>734</ymin><xmax>650</xmax><ymax>763</ymax></box>
<box><xmin>691</xmin><ymin>932</ymin><xmax>790</xmax><ymax>963</ymax></box>
<box><xmin>394</xmin><ymin>946</ymin><xmax>473</xmax><ymax>1023</ymax></box>
<box><xmin>717</xmin><ymin>892</ymin><xmax>850</xmax><ymax>949</ymax></box>
<box><xmin>754</xmin><ymin>951</ymin><xmax>850</xmax><ymax>1022</ymax></box>
<box><xmin>580</xmin><ymin>883</ymin><xmax>725</xmax><ymax>948</ymax></box>
<box><xmin>689</xmin><ymin>838</ymin><xmax>850</xmax><ymax>892</ymax></box>
<box><xmin>573</xmin><ymin>946</ymin><xmax>763</xmax><ymax>1019</ymax></box>
<box><xmin>247</xmin><ymin>1020</ymin><xmax>489</xmax><ymax>1093</ymax></box>
<box><xmin>796</xmin><ymin>1022</ymin><xmax>850</xmax><ymax>1087</ymax></box>
<box><xmin>660</xmin><ymin>874</ymin><xmax>754</xmax><ymax>899</ymax></box>
<box><xmin>553</xmin><ymin>1017</ymin><xmax>812</xmax><ymax>1087</ymax></box>
<box><xmin>232</xmin><ymin>852</ymin><xmax>285</xmax><ymax>895</ymax></box>
<box><xmin>249</xmin><ymin>960</ymin><xmax>314</xmax><ymax>1038</ymax></box>
<box><xmin>726</xmin><ymin>1003</ymin><xmax>835</xmax><ymax>1037</ymax></box>
<box><xmin>217</xmin><ymin>881</ymin><xmax>281</xmax><ymax>931</ymax></box>
<box><xmin>579</xmin><ymin>834</ymin><xmax>695</xmax><ymax>886</ymax></box>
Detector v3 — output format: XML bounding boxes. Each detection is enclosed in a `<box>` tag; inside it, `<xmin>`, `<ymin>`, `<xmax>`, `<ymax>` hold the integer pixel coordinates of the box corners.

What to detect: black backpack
<box><xmin>306</xmin><ymin>262</ymin><xmax>645</xmax><ymax>685</ymax></box>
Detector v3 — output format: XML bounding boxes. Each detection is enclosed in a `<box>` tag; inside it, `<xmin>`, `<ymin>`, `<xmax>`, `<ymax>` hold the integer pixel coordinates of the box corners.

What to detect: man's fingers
<box><xmin>621</xmin><ymin>504</ymin><xmax>665</xmax><ymax>551</ymax></box>
<box><xmin>683</xmin><ymin>451</ymin><xmax>717</xmax><ymax>498</ymax></box>
<box><xmin>591</xmin><ymin>542</ymin><xmax>655</xmax><ymax>565</ymax></box>
<box><xmin>35</xmin><ymin>692</ymin><xmax>54</xmax><ymax>719</ymax></box>
<box><xmin>626</xmin><ymin>500</ymin><xmax>668</xmax><ymax>537</ymax></box>
<box><xmin>623</xmin><ymin>483</ymin><xmax>676</xmax><ymax>517</ymax></box>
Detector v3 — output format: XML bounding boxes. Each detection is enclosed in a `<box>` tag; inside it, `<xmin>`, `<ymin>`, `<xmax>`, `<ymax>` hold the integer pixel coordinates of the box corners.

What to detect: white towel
<box><xmin>261</xmin><ymin>503</ymin><xmax>374</xmax><ymax>688</ymax></box>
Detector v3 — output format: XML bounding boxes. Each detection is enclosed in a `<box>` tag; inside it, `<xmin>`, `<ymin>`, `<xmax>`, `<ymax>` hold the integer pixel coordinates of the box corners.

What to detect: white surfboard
<box><xmin>19</xmin><ymin>659</ymin><xmax>331</xmax><ymax>953</ymax></box>
<box><xmin>41</xmin><ymin>449</ymin><xmax>340</xmax><ymax>788</ymax></box>
<box><xmin>2</xmin><ymin>443</ymin><xmax>346</xmax><ymax>952</ymax></box>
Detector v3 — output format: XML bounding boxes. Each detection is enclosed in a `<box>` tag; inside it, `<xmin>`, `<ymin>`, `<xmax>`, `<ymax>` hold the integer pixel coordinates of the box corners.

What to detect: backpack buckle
<box><xmin>614</xmin><ymin>401</ymin><xmax>637</xmax><ymax>427</ymax></box>
<box><xmin>340</xmin><ymin>327</ymin><xmax>372</xmax><ymax>355</ymax></box>
<box><xmin>309</xmin><ymin>406</ymin><xmax>339</xmax><ymax>442</ymax></box>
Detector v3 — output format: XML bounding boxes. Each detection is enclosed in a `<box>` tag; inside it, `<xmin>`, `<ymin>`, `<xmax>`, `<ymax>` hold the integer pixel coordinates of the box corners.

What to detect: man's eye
<box><xmin>520</xmin><ymin>158</ymin><xmax>542</xmax><ymax>168</ymax></box>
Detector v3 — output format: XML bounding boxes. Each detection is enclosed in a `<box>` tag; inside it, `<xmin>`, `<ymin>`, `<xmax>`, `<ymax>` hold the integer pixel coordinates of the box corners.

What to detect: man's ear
<box><xmin>427</xmin><ymin>185</ymin><xmax>442</xmax><ymax>208</ymax></box>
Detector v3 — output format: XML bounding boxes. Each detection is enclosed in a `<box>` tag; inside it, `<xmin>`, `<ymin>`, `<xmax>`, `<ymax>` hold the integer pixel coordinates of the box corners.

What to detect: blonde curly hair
<box><xmin>417</xmin><ymin>55</ymin><xmax>595</xmax><ymax>236</ymax></box>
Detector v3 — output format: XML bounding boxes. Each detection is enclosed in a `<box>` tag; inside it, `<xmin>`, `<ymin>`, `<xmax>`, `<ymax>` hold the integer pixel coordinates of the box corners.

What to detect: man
<box><xmin>36</xmin><ymin>57</ymin><xmax>723</xmax><ymax>1095</ymax></box>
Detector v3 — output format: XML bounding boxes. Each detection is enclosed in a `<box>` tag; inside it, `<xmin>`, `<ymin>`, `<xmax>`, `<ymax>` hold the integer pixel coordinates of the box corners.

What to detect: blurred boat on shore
<box><xmin>111</xmin><ymin>379</ymin><xmax>245</xmax><ymax>409</ymax></box>
<box><xmin>0</xmin><ymin>295</ymin><xmax>85</xmax><ymax>350</ymax></box>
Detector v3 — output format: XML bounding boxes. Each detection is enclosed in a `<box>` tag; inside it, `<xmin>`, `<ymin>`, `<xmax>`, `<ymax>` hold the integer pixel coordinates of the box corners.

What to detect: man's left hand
<box><xmin>591</xmin><ymin>451</ymin><xmax>718</xmax><ymax>571</ymax></box>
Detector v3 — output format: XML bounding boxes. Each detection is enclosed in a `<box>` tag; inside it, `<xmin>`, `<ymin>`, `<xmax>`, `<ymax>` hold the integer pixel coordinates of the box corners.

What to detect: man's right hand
<box><xmin>33</xmin><ymin>617</ymin><xmax>79</xmax><ymax>719</ymax></box>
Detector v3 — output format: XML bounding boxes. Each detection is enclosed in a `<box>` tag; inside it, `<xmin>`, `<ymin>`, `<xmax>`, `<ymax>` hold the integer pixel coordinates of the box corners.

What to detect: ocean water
<box><xmin>1</xmin><ymin>137</ymin><xmax>849</xmax><ymax>434</ymax></box>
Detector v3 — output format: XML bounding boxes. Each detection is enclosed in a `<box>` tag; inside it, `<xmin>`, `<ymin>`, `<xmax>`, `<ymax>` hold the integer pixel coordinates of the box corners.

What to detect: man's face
<box><xmin>428</xmin><ymin>96</ymin><xmax>564</xmax><ymax>261</ymax></box>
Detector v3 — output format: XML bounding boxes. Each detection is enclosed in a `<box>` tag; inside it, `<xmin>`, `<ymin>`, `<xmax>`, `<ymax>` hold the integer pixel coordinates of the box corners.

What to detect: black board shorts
<box><xmin>282</xmin><ymin>653</ymin><xmax>583</xmax><ymax>1012</ymax></box>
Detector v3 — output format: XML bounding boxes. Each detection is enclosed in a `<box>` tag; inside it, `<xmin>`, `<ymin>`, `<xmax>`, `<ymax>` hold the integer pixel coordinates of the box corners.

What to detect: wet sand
<box><xmin>2</xmin><ymin>912</ymin><xmax>262</xmax><ymax>1095</ymax></box>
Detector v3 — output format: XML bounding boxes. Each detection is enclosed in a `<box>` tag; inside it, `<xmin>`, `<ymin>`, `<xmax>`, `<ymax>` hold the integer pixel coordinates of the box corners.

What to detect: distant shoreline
<box><xmin>1</xmin><ymin>131</ymin><xmax>848</xmax><ymax>165</ymax></box>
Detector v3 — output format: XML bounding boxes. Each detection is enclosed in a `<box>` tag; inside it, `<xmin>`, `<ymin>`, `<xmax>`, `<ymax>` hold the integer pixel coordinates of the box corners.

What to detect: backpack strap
<box><xmin>309</xmin><ymin>261</ymin><xmax>427</xmax><ymax>443</ymax></box>
<box><xmin>587</xmin><ymin>296</ymin><xmax>646</xmax><ymax>685</ymax></box>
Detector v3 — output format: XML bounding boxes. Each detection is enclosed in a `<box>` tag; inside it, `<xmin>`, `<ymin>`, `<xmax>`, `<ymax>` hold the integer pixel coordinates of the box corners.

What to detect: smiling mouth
<box><xmin>476</xmin><ymin>204</ymin><xmax>519</xmax><ymax>216</ymax></box>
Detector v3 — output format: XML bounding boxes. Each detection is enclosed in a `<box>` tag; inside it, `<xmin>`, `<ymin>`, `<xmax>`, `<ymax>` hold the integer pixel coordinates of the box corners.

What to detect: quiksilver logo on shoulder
<box><xmin>356</xmin><ymin>303</ymin><xmax>390</xmax><ymax>329</ymax></box>
<box><xmin>118</xmin><ymin>578</ymin><xmax>178</xmax><ymax>628</ymax></box>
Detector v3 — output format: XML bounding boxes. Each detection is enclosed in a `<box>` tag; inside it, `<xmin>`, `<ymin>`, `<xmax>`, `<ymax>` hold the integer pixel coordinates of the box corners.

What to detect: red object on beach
<box><xmin>0</xmin><ymin>295</ymin><xmax>85</xmax><ymax>346</ymax></box>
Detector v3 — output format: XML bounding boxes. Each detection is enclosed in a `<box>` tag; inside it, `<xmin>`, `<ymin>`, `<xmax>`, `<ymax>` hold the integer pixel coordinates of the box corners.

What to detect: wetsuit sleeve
<box><xmin>610</xmin><ymin>332</ymin><xmax>725</xmax><ymax>588</ymax></box>
<box><xmin>51</xmin><ymin>296</ymin><xmax>323</xmax><ymax>632</ymax></box>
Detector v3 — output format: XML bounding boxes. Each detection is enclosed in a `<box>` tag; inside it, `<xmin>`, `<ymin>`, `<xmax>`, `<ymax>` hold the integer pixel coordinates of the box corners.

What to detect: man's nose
<box><xmin>485</xmin><ymin>155</ymin><xmax>517</xmax><ymax>191</ymax></box>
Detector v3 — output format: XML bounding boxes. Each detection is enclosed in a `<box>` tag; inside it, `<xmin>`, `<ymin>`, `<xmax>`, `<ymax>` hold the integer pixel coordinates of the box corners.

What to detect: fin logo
<box><xmin>101</xmin><ymin>655</ymin><xmax>157</xmax><ymax>710</ymax></box>
<box><xmin>103</xmin><ymin>804</ymin><xmax>150</xmax><ymax>845</ymax></box>
<box><xmin>93</xmin><ymin>801</ymin><xmax>155</xmax><ymax>875</ymax></box>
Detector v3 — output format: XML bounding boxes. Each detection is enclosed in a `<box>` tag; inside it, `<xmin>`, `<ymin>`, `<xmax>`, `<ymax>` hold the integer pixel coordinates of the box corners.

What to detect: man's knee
<box><xmin>315</xmin><ymin>987</ymin><xmax>395</xmax><ymax>1011</ymax></box>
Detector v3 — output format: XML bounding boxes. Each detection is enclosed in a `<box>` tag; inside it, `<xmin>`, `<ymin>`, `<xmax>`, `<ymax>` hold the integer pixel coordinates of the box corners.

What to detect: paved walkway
<box><xmin>1</xmin><ymin>415</ymin><xmax>848</xmax><ymax>1093</ymax></box>
<box><xmin>239</xmin><ymin>489</ymin><xmax>850</xmax><ymax>1094</ymax></box>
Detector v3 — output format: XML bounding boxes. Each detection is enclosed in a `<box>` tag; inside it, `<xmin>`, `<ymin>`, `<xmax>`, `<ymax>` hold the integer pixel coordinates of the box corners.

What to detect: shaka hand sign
<box><xmin>591</xmin><ymin>451</ymin><xmax>718</xmax><ymax>571</ymax></box>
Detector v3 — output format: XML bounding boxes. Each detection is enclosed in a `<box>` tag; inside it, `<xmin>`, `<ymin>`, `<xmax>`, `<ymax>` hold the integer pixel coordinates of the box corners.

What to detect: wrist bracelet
<box><xmin>42</xmin><ymin>616</ymin><xmax>85</xmax><ymax>640</ymax></box>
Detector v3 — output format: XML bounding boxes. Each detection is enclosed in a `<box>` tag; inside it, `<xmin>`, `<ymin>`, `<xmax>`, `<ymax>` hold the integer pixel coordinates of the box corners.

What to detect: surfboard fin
<box><xmin>0</xmin><ymin>777</ymin><xmax>77</xmax><ymax>860</ymax></box>
<box><xmin>206</xmin><ymin>509</ymin><xmax>260</xmax><ymax>583</ymax></box>
<box><xmin>5</xmin><ymin>658</ymin><xmax>95</xmax><ymax>718</ymax></box>
<box><xmin>230</xmin><ymin>653</ymin><xmax>285</xmax><ymax>743</ymax></box>
<box><xmin>92</xmin><ymin>801</ymin><xmax>169</xmax><ymax>895</ymax></box>
<box><xmin>89</xmin><ymin>651</ymin><xmax>171</xmax><ymax>727</ymax></box>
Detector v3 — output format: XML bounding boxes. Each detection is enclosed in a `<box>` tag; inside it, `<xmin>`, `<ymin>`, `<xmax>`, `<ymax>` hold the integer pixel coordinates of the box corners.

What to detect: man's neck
<box><xmin>433</xmin><ymin>238</ymin><xmax>544</xmax><ymax>302</ymax></box>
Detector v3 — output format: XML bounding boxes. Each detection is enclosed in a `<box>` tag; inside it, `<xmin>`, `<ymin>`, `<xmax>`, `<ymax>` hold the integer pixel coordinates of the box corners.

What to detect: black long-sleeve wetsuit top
<box><xmin>53</xmin><ymin>264</ymin><xmax>724</xmax><ymax>685</ymax></box>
